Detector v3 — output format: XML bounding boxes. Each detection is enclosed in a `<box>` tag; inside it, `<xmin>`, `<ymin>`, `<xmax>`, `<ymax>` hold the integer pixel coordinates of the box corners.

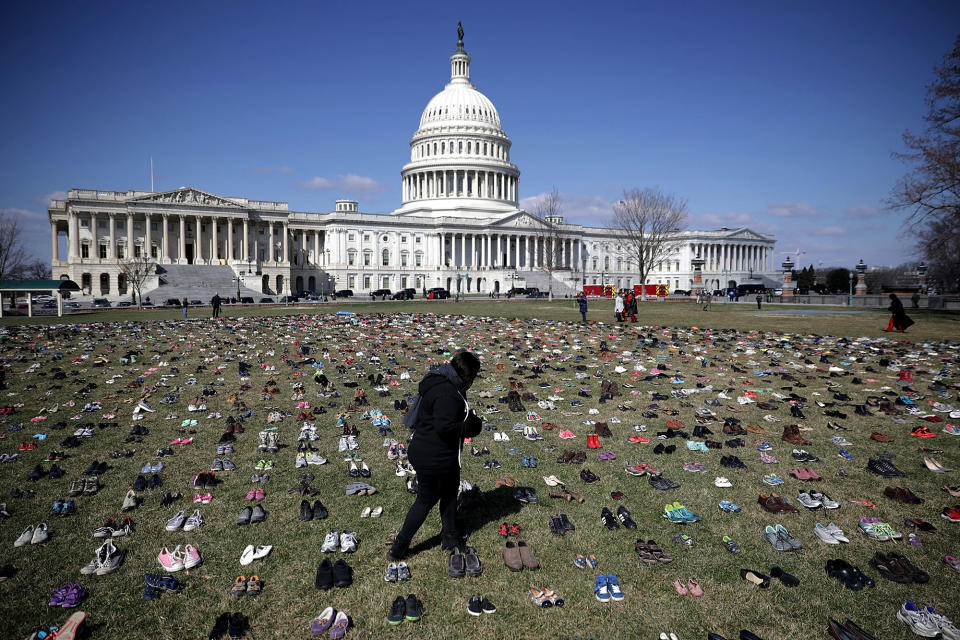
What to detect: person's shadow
<box><xmin>407</xmin><ymin>485</ymin><xmax>524</xmax><ymax>555</ymax></box>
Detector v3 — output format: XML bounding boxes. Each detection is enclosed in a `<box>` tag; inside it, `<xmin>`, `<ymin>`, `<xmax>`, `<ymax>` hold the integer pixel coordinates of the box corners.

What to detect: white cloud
<box><xmin>252</xmin><ymin>166</ymin><xmax>296</xmax><ymax>175</ymax></box>
<box><xmin>843</xmin><ymin>204</ymin><xmax>886</xmax><ymax>219</ymax></box>
<box><xmin>34</xmin><ymin>191</ymin><xmax>68</xmax><ymax>206</ymax></box>
<box><xmin>767</xmin><ymin>202</ymin><xmax>820</xmax><ymax>218</ymax></box>
<box><xmin>1</xmin><ymin>207</ymin><xmax>47</xmax><ymax>221</ymax></box>
<box><xmin>809</xmin><ymin>225</ymin><xmax>846</xmax><ymax>236</ymax></box>
<box><xmin>521</xmin><ymin>192</ymin><xmax>611</xmax><ymax>222</ymax></box>
<box><xmin>298</xmin><ymin>173</ymin><xmax>386</xmax><ymax>194</ymax></box>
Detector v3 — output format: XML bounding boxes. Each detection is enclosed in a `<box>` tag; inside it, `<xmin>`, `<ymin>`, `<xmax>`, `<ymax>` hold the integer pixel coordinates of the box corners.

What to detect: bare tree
<box><xmin>610</xmin><ymin>187</ymin><xmax>688</xmax><ymax>298</ymax></box>
<box><xmin>531</xmin><ymin>187</ymin><xmax>566</xmax><ymax>301</ymax></box>
<box><xmin>118</xmin><ymin>255</ymin><xmax>155</xmax><ymax>308</ymax></box>
<box><xmin>24</xmin><ymin>260</ymin><xmax>51</xmax><ymax>280</ymax></box>
<box><xmin>887</xmin><ymin>36</ymin><xmax>960</xmax><ymax>286</ymax></box>
<box><xmin>0</xmin><ymin>212</ymin><xmax>29</xmax><ymax>281</ymax></box>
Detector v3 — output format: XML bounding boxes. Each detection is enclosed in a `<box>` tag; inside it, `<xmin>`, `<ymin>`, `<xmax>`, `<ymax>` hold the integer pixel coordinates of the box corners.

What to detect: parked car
<box><xmin>392</xmin><ymin>288</ymin><xmax>416</xmax><ymax>300</ymax></box>
<box><xmin>141</xmin><ymin>301</ymin><xmax>155</xmax><ymax>307</ymax></box>
<box><xmin>259</xmin><ymin>297</ymin><xmax>275</xmax><ymax>303</ymax></box>
<box><xmin>92</xmin><ymin>298</ymin><xmax>111</xmax><ymax>308</ymax></box>
<box><xmin>278</xmin><ymin>295</ymin><xmax>299</xmax><ymax>303</ymax></box>
<box><xmin>523</xmin><ymin>287</ymin><xmax>540</xmax><ymax>295</ymax></box>
<box><xmin>672</xmin><ymin>289</ymin><xmax>691</xmax><ymax>296</ymax></box>
<box><xmin>240</xmin><ymin>297</ymin><xmax>254</xmax><ymax>304</ymax></box>
<box><xmin>334</xmin><ymin>289</ymin><xmax>354</xmax><ymax>298</ymax></box>
<box><xmin>117</xmin><ymin>301</ymin><xmax>133</xmax><ymax>307</ymax></box>
<box><xmin>33</xmin><ymin>295</ymin><xmax>56</xmax><ymax>303</ymax></box>
<box><xmin>525</xmin><ymin>291</ymin><xmax>549</xmax><ymax>298</ymax></box>
<box><xmin>189</xmin><ymin>299</ymin><xmax>202</xmax><ymax>306</ymax></box>
<box><xmin>426</xmin><ymin>287</ymin><xmax>450</xmax><ymax>299</ymax></box>
<box><xmin>65</xmin><ymin>302</ymin><xmax>81</xmax><ymax>310</ymax></box>
<box><xmin>41</xmin><ymin>301</ymin><xmax>57</xmax><ymax>309</ymax></box>
<box><xmin>370</xmin><ymin>289</ymin><xmax>392</xmax><ymax>299</ymax></box>
<box><xmin>165</xmin><ymin>298</ymin><xmax>181</xmax><ymax>307</ymax></box>
<box><xmin>507</xmin><ymin>287</ymin><xmax>526</xmax><ymax>296</ymax></box>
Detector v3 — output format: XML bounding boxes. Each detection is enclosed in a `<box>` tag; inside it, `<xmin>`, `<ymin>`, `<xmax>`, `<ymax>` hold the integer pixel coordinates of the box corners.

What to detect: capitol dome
<box><xmin>419</xmin><ymin>85</ymin><xmax>501</xmax><ymax>130</ymax></box>
<box><xmin>395</xmin><ymin>25</ymin><xmax>521</xmax><ymax>217</ymax></box>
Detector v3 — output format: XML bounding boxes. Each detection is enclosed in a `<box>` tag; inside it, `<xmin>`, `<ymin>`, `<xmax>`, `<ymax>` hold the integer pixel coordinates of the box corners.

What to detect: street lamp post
<box><xmin>848</xmin><ymin>272</ymin><xmax>853</xmax><ymax>308</ymax></box>
<box><xmin>582</xmin><ymin>255</ymin><xmax>587</xmax><ymax>290</ymax></box>
<box><xmin>233</xmin><ymin>274</ymin><xmax>243</xmax><ymax>303</ymax></box>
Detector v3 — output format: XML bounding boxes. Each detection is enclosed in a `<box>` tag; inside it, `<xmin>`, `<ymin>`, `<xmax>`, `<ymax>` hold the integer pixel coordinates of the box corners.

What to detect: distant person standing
<box><xmin>911</xmin><ymin>292</ymin><xmax>920</xmax><ymax>309</ymax></box>
<box><xmin>182</xmin><ymin>297</ymin><xmax>189</xmax><ymax>319</ymax></box>
<box><xmin>577</xmin><ymin>293</ymin><xmax>588</xmax><ymax>323</ymax></box>
<box><xmin>211</xmin><ymin>293</ymin><xmax>221</xmax><ymax>318</ymax></box>
<box><xmin>756</xmin><ymin>293</ymin><xmax>762</xmax><ymax>310</ymax></box>
<box><xmin>614</xmin><ymin>292</ymin><xmax>625</xmax><ymax>322</ymax></box>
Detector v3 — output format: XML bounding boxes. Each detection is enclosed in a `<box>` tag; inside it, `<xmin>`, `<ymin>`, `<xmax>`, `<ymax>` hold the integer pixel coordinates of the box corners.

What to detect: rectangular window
<box><xmin>98</xmin><ymin>244</ymin><xmax>108</xmax><ymax>258</ymax></box>
<box><xmin>382</xmin><ymin>254</ymin><xmax>389</xmax><ymax>266</ymax></box>
<box><xmin>348</xmin><ymin>276</ymin><xmax>355</xmax><ymax>288</ymax></box>
<box><xmin>401</xmin><ymin>235</ymin><xmax>408</xmax><ymax>243</ymax></box>
<box><xmin>134</xmin><ymin>244</ymin><xmax>143</xmax><ymax>258</ymax></box>
<box><xmin>415</xmin><ymin>254</ymin><xmax>422</xmax><ymax>267</ymax></box>
<box><xmin>117</xmin><ymin>245</ymin><xmax>126</xmax><ymax>259</ymax></box>
<box><xmin>98</xmin><ymin>220</ymin><xmax>108</xmax><ymax>229</ymax></box>
<box><xmin>80</xmin><ymin>219</ymin><xmax>89</xmax><ymax>228</ymax></box>
<box><xmin>415</xmin><ymin>236</ymin><xmax>422</xmax><ymax>244</ymax></box>
<box><xmin>363</xmin><ymin>254</ymin><xmax>371</xmax><ymax>266</ymax></box>
<box><xmin>151</xmin><ymin>223</ymin><xmax>158</xmax><ymax>231</ymax></box>
<box><xmin>363</xmin><ymin>275</ymin><xmax>371</xmax><ymax>289</ymax></box>
<box><xmin>363</xmin><ymin>234</ymin><xmax>370</xmax><ymax>242</ymax></box>
<box><xmin>348</xmin><ymin>234</ymin><xmax>356</xmax><ymax>241</ymax></box>
<box><xmin>400</xmin><ymin>254</ymin><xmax>408</xmax><ymax>267</ymax></box>
<box><xmin>348</xmin><ymin>253</ymin><xmax>356</xmax><ymax>266</ymax></box>
<box><xmin>80</xmin><ymin>244</ymin><xmax>89</xmax><ymax>258</ymax></box>
<box><xmin>401</xmin><ymin>277</ymin><xmax>407</xmax><ymax>288</ymax></box>
<box><xmin>151</xmin><ymin>245</ymin><xmax>158</xmax><ymax>259</ymax></box>
<box><xmin>382</xmin><ymin>276</ymin><xmax>389</xmax><ymax>288</ymax></box>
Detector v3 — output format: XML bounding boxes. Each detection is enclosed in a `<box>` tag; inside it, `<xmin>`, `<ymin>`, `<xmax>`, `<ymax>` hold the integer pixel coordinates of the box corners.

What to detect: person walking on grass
<box><xmin>756</xmin><ymin>293</ymin><xmax>762</xmax><ymax>310</ymax></box>
<box><xmin>211</xmin><ymin>293</ymin><xmax>221</xmax><ymax>319</ymax></box>
<box><xmin>885</xmin><ymin>293</ymin><xmax>914</xmax><ymax>333</ymax></box>
<box><xmin>388</xmin><ymin>351</ymin><xmax>483</xmax><ymax>561</ymax></box>
<box><xmin>182</xmin><ymin>297</ymin><xmax>189</xmax><ymax>319</ymax></box>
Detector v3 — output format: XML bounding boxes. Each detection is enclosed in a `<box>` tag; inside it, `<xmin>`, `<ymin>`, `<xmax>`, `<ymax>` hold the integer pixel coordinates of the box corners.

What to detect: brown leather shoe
<box><xmin>494</xmin><ymin>477</ymin><xmax>516</xmax><ymax>488</ymax></box>
<box><xmin>563</xmin><ymin>489</ymin><xmax>585</xmax><ymax>503</ymax></box>
<box><xmin>758</xmin><ymin>494</ymin><xmax>784</xmax><ymax>513</ymax></box>
<box><xmin>503</xmin><ymin>542</ymin><xmax>523</xmax><ymax>571</ymax></box>
<box><xmin>517</xmin><ymin>541</ymin><xmax>539</xmax><ymax>570</ymax></box>
<box><xmin>871</xmin><ymin>432</ymin><xmax>893</xmax><ymax>442</ymax></box>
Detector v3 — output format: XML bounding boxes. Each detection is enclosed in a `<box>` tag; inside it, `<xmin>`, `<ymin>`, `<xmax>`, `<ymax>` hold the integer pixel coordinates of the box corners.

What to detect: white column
<box><xmin>126</xmin><ymin>214</ymin><xmax>134</xmax><ymax>259</ymax></box>
<box><xmin>242</xmin><ymin>218</ymin><xmax>249</xmax><ymax>261</ymax></box>
<box><xmin>513</xmin><ymin>235</ymin><xmax>519</xmax><ymax>267</ymax></box>
<box><xmin>107</xmin><ymin>213</ymin><xmax>116</xmax><ymax>260</ymax></box>
<box><xmin>161</xmin><ymin>215</ymin><xmax>169</xmax><ymax>262</ymax></box>
<box><xmin>178</xmin><ymin>216</ymin><xmax>186</xmax><ymax>263</ymax></box>
<box><xmin>227</xmin><ymin>218</ymin><xmax>234</xmax><ymax>261</ymax></box>
<box><xmin>267</xmin><ymin>223</ymin><xmax>274</xmax><ymax>262</ymax></box>
<box><xmin>283</xmin><ymin>223</ymin><xmax>289</xmax><ymax>264</ymax></box>
<box><xmin>50</xmin><ymin>221</ymin><xmax>59</xmax><ymax>263</ymax></box>
<box><xmin>211</xmin><ymin>217</ymin><xmax>218</xmax><ymax>262</ymax></box>
<box><xmin>194</xmin><ymin>215</ymin><xmax>202</xmax><ymax>263</ymax></box>
<box><xmin>67</xmin><ymin>212</ymin><xmax>77</xmax><ymax>260</ymax></box>
<box><xmin>90</xmin><ymin>214</ymin><xmax>97</xmax><ymax>260</ymax></box>
<box><xmin>144</xmin><ymin>213</ymin><xmax>152</xmax><ymax>260</ymax></box>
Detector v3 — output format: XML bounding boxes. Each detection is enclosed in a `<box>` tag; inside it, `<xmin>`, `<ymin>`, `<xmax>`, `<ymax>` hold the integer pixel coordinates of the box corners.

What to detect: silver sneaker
<box><xmin>183</xmin><ymin>510</ymin><xmax>203</xmax><ymax>532</ymax></box>
<box><xmin>321</xmin><ymin>530</ymin><xmax>339</xmax><ymax>553</ymax></box>
<box><xmin>96</xmin><ymin>540</ymin><xmax>124</xmax><ymax>575</ymax></box>
<box><xmin>165</xmin><ymin>510</ymin><xmax>186</xmax><ymax>531</ymax></box>
<box><xmin>14</xmin><ymin>525</ymin><xmax>34</xmax><ymax>547</ymax></box>
<box><xmin>31</xmin><ymin>523</ymin><xmax>49</xmax><ymax>544</ymax></box>
<box><xmin>221</xmin><ymin>458</ymin><xmax>236</xmax><ymax>471</ymax></box>
<box><xmin>384</xmin><ymin>562</ymin><xmax>398</xmax><ymax>583</ymax></box>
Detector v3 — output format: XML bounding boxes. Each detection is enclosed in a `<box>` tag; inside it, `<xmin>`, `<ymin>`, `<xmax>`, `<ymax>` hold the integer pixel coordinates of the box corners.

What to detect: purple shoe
<box><xmin>61</xmin><ymin>583</ymin><xmax>86</xmax><ymax>608</ymax></box>
<box><xmin>310</xmin><ymin>606</ymin><xmax>335</xmax><ymax>634</ymax></box>
<box><xmin>48</xmin><ymin>585</ymin><xmax>68</xmax><ymax>606</ymax></box>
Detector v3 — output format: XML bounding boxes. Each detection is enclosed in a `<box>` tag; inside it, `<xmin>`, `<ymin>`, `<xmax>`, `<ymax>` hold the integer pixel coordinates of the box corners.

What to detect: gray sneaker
<box><xmin>14</xmin><ymin>525</ymin><xmax>34</xmax><ymax>547</ymax></box>
<box><xmin>183</xmin><ymin>510</ymin><xmax>203</xmax><ymax>532</ymax></box>
<box><xmin>96</xmin><ymin>540</ymin><xmax>124</xmax><ymax>575</ymax></box>
<box><xmin>210</xmin><ymin>458</ymin><xmax>224</xmax><ymax>471</ymax></box>
<box><xmin>396</xmin><ymin>561</ymin><xmax>412</xmax><ymax>581</ymax></box>
<box><xmin>165</xmin><ymin>511</ymin><xmax>186</xmax><ymax>531</ymax></box>
<box><xmin>80</xmin><ymin>547</ymin><xmax>102</xmax><ymax>575</ymax></box>
<box><xmin>221</xmin><ymin>458</ymin><xmax>236</xmax><ymax>471</ymax></box>
<box><xmin>384</xmin><ymin>562</ymin><xmax>399</xmax><ymax>583</ymax></box>
<box><xmin>30</xmin><ymin>523</ymin><xmax>49</xmax><ymax>545</ymax></box>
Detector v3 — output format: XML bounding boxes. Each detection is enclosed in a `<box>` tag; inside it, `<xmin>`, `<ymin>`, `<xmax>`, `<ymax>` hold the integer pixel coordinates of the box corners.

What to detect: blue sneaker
<box><xmin>520</xmin><ymin>457</ymin><xmax>529</xmax><ymax>468</ymax></box>
<box><xmin>593</xmin><ymin>575</ymin><xmax>610</xmax><ymax>602</ymax></box>
<box><xmin>838</xmin><ymin>449</ymin><xmax>853</xmax><ymax>460</ymax></box>
<box><xmin>606</xmin><ymin>574</ymin><xmax>625</xmax><ymax>601</ymax></box>
<box><xmin>528</xmin><ymin>457</ymin><xmax>537</xmax><ymax>468</ymax></box>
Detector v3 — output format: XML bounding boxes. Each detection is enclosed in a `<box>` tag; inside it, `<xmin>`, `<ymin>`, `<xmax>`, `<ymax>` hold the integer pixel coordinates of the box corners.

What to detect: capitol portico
<box><xmin>49</xmin><ymin>27</ymin><xmax>776</xmax><ymax>299</ymax></box>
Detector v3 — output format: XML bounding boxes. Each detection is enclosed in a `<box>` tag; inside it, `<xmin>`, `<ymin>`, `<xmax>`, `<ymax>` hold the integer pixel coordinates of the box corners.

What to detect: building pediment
<box><xmin>724</xmin><ymin>228</ymin><xmax>768</xmax><ymax>241</ymax></box>
<box><xmin>491</xmin><ymin>211</ymin><xmax>548</xmax><ymax>229</ymax></box>
<box><xmin>130</xmin><ymin>188</ymin><xmax>245</xmax><ymax>209</ymax></box>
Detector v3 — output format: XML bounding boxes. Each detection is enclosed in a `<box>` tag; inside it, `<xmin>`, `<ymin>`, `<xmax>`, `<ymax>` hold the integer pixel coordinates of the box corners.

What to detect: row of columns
<box><xmin>690</xmin><ymin>243</ymin><xmax>772</xmax><ymax>273</ymax></box>
<box><xmin>438</xmin><ymin>232</ymin><xmax>582</xmax><ymax>270</ymax></box>
<box><xmin>403</xmin><ymin>169</ymin><xmax>517</xmax><ymax>203</ymax></box>
<box><xmin>59</xmin><ymin>212</ymin><xmax>329</xmax><ymax>267</ymax></box>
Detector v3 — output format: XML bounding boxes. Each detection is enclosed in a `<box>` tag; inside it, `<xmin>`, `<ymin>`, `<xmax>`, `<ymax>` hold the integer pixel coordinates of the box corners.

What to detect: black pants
<box><xmin>395</xmin><ymin>467</ymin><xmax>461</xmax><ymax>549</ymax></box>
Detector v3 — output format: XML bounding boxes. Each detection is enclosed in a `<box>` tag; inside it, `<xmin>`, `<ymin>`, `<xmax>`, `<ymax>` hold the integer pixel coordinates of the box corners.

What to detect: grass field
<box><xmin>0</xmin><ymin>301</ymin><xmax>958</xmax><ymax>639</ymax></box>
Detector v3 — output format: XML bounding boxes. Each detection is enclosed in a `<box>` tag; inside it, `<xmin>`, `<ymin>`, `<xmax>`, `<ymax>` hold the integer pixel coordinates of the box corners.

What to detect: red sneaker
<box><xmin>497</xmin><ymin>522</ymin><xmax>509</xmax><ymax>537</ymax></box>
<box><xmin>942</xmin><ymin>507</ymin><xmax>960</xmax><ymax>522</ymax></box>
<box><xmin>509</xmin><ymin>523</ymin><xmax>521</xmax><ymax>536</ymax></box>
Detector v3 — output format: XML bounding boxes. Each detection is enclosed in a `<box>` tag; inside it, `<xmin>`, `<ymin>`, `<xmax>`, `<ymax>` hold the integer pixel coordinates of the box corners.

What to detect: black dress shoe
<box><xmin>842</xmin><ymin>619</ymin><xmax>879</xmax><ymax>640</ymax></box>
<box><xmin>27</xmin><ymin>465</ymin><xmax>45</xmax><ymax>482</ymax></box>
<box><xmin>236</xmin><ymin>506</ymin><xmax>252</xmax><ymax>525</ymax></box>
<box><xmin>83</xmin><ymin>461</ymin><xmax>98</xmax><ymax>475</ymax></box>
<box><xmin>828</xmin><ymin>619</ymin><xmax>858</xmax><ymax>640</ymax></box>
<box><xmin>250</xmin><ymin>504</ymin><xmax>267</xmax><ymax>523</ymax></box>
<box><xmin>299</xmin><ymin>499</ymin><xmax>313</xmax><ymax>521</ymax></box>
<box><xmin>148</xmin><ymin>474</ymin><xmax>162</xmax><ymax>490</ymax></box>
<box><xmin>313</xmin><ymin>500</ymin><xmax>328</xmax><ymax>520</ymax></box>
<box><xmin>48</xmin><ymin>464</ymin><xmax>65</xmax><ymax>479</ymax></box>
<box><xmin>209</xmin><ymin>612</ymin><xmax>230</xmax><ymax>639</ymax></box>
<box><xmin>132</xmin><ymin>475</ymin><xmax>147</xmax><ymax>491</ymax></box>
<box><xmin>96</xmin><ymin>461</ymin><xmax>108</xmax><ymax>475</ymax></box>
<box><xmin>315</xmin><ymin>558</ymin><xmax>334</xmax><ymax>590</ymax></box>
<box><xmin>770</xmin><ymin>565</ymin><xmax>799</xmax><ymax>587</ymax></box>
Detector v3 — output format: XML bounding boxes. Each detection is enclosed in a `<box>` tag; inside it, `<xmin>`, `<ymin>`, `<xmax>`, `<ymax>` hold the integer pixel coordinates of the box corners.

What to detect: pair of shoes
<box><xmin>594</xmin><ymin>574</ymin><xmax>625</xmax><ymax>601</ymax></box>
<box><xmin>79</xmin><ymin>539</ymin><xmax>125</xmax><ymax>575</ymax></box>
<box><xmin>447</xmin><ymin>546</ymin><xmax>482</xmax><ymax>577</ymax></box>
<box><xmin>672</xmin><ymin>577</ymin><xmax>703</xmax><ymax>596</ymax></box>
<box><xmin>239</xmin><ymin>544</ymin><xmax>272</xmax><ymax>566</ymax></box>
<box><xmin>387</xmin><ymin>594</ymin><xmax>423</xmax><ymax>624</ymax></box>
<box><xmin>896</xmin><ymin>602</ymin><xmax>960</xmax><ymax>639</ymax></box>
<box><xmin>314</xmin><ymin>558</ymin><xmax>353</xmax><ymax>590</ymax></box>
<box><xmin>236</xmin><ymin>505</ymin><xmax>267</xmax><ymax>525</ymax></box>
<box><xmin>230</xmin><ymin>575</ymin><xmax>263</xmax><ymax>597</ymax></box>
<box><xmin>299</xmin><ymin>499</ymin><xmax>328</xmax><ymax>521</ymax></box>
<box><xmin>321</xmin><ymin>530</ymin><xmax>358</xmax><ymax>553</ymax></box>
<box><xmin>208</xmin><ymin>612</ymin><xmax>247</xmax><ymax>639</ymax></box>
<box><xmin>466</xmin><ymin>594</ymin><xmax>497</xmax><ymax>615</ymax></box>
<box><xmin>309</xmin><ymin>607</ymin><xmax>350</xmax><ymax>637</ymax></box>
<box><xmin>503</xmin><ymin>541</ymin><xmax>539</xmax><ymax>571</ymax></box>
<box><xmin>157</xmin><ymin>544</ymin><xmax>201</xmax><ymax>571</ymax></box>
<box><xmin>383</xmin><ymin>561</ymin><xmax>412</xmax><ymax>582</ymax></box>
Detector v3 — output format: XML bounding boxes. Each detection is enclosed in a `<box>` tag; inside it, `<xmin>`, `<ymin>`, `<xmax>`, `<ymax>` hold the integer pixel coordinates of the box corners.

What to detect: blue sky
<box><xmin>2</xmin><ymin>1</ymin><xmax>958</xmax><ymax>270</ymax></box>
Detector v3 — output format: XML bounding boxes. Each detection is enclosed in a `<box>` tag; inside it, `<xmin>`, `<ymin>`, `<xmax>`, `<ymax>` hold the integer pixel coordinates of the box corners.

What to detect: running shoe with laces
<box><xmin>897</xmin><ymin>601</ymin><xmax>941</xmax><ymax>638</ymax></box>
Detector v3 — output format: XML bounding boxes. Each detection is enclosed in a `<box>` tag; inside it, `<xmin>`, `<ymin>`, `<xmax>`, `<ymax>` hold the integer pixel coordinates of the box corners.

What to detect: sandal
<box><xmin>648</xmin><ymin>539</ymin><xmax>672</xmax><ymax>563</ymax></box>
<box><xmin>635</xmin><ymin>540</ymin><xmax>657</xmax><ymax>564</ymax></box>
<box><xmin>528</xmin><ymin>586</ymin><xmax>553</xmax><ymax>608</ymax></box>
<box><xmin>541</xmin><ymin>588</ymin><xmax>564</xmax><ymax>607</ymax></box>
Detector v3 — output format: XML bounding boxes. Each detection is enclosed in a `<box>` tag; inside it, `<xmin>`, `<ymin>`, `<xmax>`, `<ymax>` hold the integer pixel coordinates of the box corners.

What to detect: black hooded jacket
<box><xmin>407</xmin><ymin>364</ymin><xmax>483</xmax><ymax>473</ymax></box>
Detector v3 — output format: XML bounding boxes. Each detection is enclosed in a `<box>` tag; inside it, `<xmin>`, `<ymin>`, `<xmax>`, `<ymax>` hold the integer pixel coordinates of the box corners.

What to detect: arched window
<box><xmin>458</xmin><ymin>141</ymin><xmax>463</xmax><ymax>154</ymax></box>
<box><xmin>467</xmin><ymin>142</ymin><xmax>471</xmax><ymax>154</ymax></box>
<box><xmin>604</xmin><ymin>256</ymin><xmax>610</xmax><ymax>270</ymax></box>
<box><xmin>441</xmin><ymin>142</ymin><xmax>445</xmax><ymax>154</ymax></box>
<box><xmin>381</xmin><ymin>249</ymin><xmax>390</xmax><ymax>266</ymax></box>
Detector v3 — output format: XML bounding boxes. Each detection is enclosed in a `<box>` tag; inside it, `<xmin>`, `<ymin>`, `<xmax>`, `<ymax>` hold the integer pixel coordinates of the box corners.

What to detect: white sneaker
<box><xmin>897</xmin><ymin>601</ymin><xmax>941</xmax><ymax>638</ymax></box>
<box><xmin>14</xmin><ymin>525</ymin><xmax>34</xmax><ymax>547</ymax></box>
<box><xmin>824</xmin><ymin>522</ymin><xmax>849</xmax><ymax>543</ymax></box>
<box><xmin>924</xmin><ymin>606</ymin><xmax>960</xmax><ymax>640</ymax></box>
<box><xmin>251</xmin><ymin>544</ymin><xmax>272</xmax><ymax>561</ymax></box>
<box><xmin>813</xmin><ymin>522</ymin><xmax>840</xmax><ymax>544</ymax></box>
<box><xmin>239</xmin><ymin>544</ymin><xmax>256</xmax><ymax>566</ymax></box>
<box><xmin>183</xmin><ymin>510</ymin><xmax>203</xmax><ymax>532</ymax></box>
<box><xmin>165</xmin><ymin>511</ymin><xmax>186</xmax><ymax>531</ymax></box>
<box><xmin>321</xmin><ymin>530</ymin><xmax>339</xmax><ymax>553</ymax></box>
<box><xmin>340</xmin><ymin>531</ymin><xmax>358</xmax><ymax>553</ymax></box>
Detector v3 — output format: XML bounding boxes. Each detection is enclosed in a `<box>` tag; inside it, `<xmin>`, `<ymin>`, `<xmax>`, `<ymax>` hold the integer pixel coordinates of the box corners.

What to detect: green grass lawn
<box><xmin>0</xmin><ymin>303</ymin><xmax>957</xmax><ymax>639</ymax></box>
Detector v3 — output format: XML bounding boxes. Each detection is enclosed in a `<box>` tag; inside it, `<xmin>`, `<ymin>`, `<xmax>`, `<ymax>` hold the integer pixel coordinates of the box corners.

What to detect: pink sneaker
<box><xmin>201</xmin><ymin>493</ymin><xmax>212</xmax><ymax>504</ymax></box>
<box><xmin>255</xmin><ymin>488</ymin><xmax>265</xmax><ymax>500</ymax></box>
<box><xmin>945</xmin><ymin>555</ymin><xmax>960</xmax><ymax>572</ymax></box>
<box><xmin>182</xmin><ymin>544</ymin><xmax>202</xmax><ymax>569</ymax></box>
<box><xmin>157</xmin><ymin>546</ymin><xmax>184</xmax><ymax>572</ymax></box>
<box><xmin>170</xmin><ymin>438</ymin><xmax>183</xmax><ymax>445</ymax></box>
<box><xmin>245</xmin><ymin>489</ymin><xmax>257</xmax><ymax>501</ymax></box>
<box><xmin>193</xmin><ymin>494</ymin><xmax>203</xmax><ymax>503</ymax></box>
<box><xmin>180</xmin><ymin>438</ymin><xmax>193</xmax><ymax>445</ymax></box>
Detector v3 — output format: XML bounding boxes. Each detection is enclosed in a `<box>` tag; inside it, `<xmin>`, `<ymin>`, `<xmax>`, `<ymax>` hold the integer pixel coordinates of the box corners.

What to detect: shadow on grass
<box><xmin>405</xmin><ymin>485</ymin><xmax>525</xmax><ymax>556</ymax></box>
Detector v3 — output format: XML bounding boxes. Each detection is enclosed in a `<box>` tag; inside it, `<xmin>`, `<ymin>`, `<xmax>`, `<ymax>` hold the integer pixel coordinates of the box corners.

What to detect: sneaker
<box><xmin>404</xmin><ymin>593</ymin><xmax>422</xmax><ymax>621</ymax></box>
<box><xmin>340</xmin><ymin>530</ymin><xmax>358</xmax><ymax>553</ymax></box>
<box><xmin>157</xmin><ymin>546</ymin><xmax>184</xmax><ymax>572</ymax></box>
<box><xmin>897</xmin><ymin>601</ymin><xmax>941</xmax><ymax>638</ymax></box>
<box><xmin>606</xmin><ymin>574</ymin><xmax>625</xmax><ymax>600</ymax></box>
<box><xmin>467</xmin><ymin>594</ymin><xmax>483</xmax><ymax>616</ymax></box>
<box><xmin>384</xmin><ymin>562</ymin><xmax>399</xmax><ymax>583</ymax></box>
<box><xmin>594</xmin><ymin>575</ymin><xmax>611</xmax><ymax>602</ymax></box>
<box><xmin>321</xmin><ymin>530</ymin><xmax>339</xmax><ymax>553</ymax></box>
<box><xmin>396</xmin><ymin>561</ymin><xmax>411</xmax><ymax>582</ymax></box>
<box><xmin>165</xmin><ymin>511</ymin><xmax>185</xmax><ymax>531</ymax></box>
<box><xmin>183</xmin><ymin>510</ymin><xmax>203</xmax><ymax>532</ymax></box>
<box><xmin>923</xmin><ymin>606</ymin><xmax>960</xmax><ymax>640</ymax></box>
<box><xmin>388</xmin><ymin>595</ymin><xmax>406</xmax><ymax>625</ymax></box>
